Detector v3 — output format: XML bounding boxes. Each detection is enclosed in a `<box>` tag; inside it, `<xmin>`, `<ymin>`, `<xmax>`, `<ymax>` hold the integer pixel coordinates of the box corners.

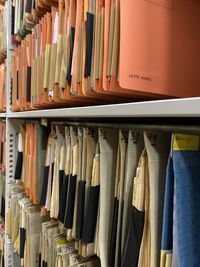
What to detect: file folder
<box><xmin>121</xmin><ymin>130</ymin><xmax>144</xmax><ymax>253</ymax></box>
<box><xmin>142</xmin><ymin>131</ymin><xmax>170</xmax><ymax>267</ymax></box>
<box><xmin>76</xmin><ymin>127</ymin><xmax>85</xmax><ymax>241</ymax></box>
<box><xmin>50</xmin><ymin>126</ymin><xmax>65</xmax><ymax>218</ymax></box>
<box><xmin>14</xmin><ymin>123</ymin><xmax>48</xmax><ymax>204</ymax></box>
<box><xmin>64</xmin><ymin>126</ymin><xmax>78</xmax><ymax>236</ymax></box>
<box><xmin>119</xmin><ymin>0</ymin><xmax>200</xmax><ymax>97</ymax></box>
<box><xmin>160</xmin><ymin>156</ymin><xmax>174</xmax><ymax>267</ymax></box>
<box><xmin>45</xmin><ymin>130</ymin><xmax>56</xmax><ymax>211</ymax></box>
<box><xmin>77</xmin><ymin>127</ymin><xmax>97</xmax><ymax>246</ymax></box>
<box><xmin>172</xmin><ymin>134</ymin><xmax>200</xmax><ymax>267</ymax></box>
<box><xmin>109</xmin><ymin>130</ymin><xmax>128</xmax><ymax>267</ymax></box>
<box><xmin>122</xmin><ymin>150</ymin><xmax>146</xmax><ymax>267</ymax></box>
<box><xmin>14</xmin><ymin>132</ymin><xmax>23</xmax><ymax>180</ymax></box>
<box><xmin>81</xmin><ymin>143</ymin><xmax>100</xmax><ymax>256</ymax></box>
<box><xmin>98</xmin><ymin>128</ymin><xmax>118</xmax><ymax>267</ymax></box>
<box><xmin>43</xmin><ymin>12</ymin><xmax>52</xmax><ymax>103</ymax></box>
<box><xmin>58</xmin><ymin>127</ymin><xmax>70</xmax><ymax>223</ymax></box>
<box><xmin>40</xmin><ymin>135</ymin><xmax>51</xmax><ymax>207</ymax></box>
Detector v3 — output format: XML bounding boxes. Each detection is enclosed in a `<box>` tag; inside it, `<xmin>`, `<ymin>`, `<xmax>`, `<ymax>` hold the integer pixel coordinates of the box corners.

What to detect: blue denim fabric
<box><xmin>173</xmin><ymin>149</ymin><xmax>200</xmax><ymax>267</ymax></box>
<box><xmin>161</xmin><ymin>157</ymin><xmax>174</xmax><ymax>251</ymax></box>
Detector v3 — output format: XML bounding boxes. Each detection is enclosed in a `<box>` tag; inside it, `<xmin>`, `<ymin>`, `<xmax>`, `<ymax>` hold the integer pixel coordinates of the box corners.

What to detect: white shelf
<box><xmin>0</xmin><ymin>113</ymin><xmax>6</xmax><ymax>118</ymax></box>
<box><xmin>6</xmin><ymin>97</ymin><xmax>200</xmax><ymax>118</ymax></box>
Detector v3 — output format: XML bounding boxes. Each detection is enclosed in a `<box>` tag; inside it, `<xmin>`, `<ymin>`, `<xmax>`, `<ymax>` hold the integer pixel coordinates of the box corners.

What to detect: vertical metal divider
<box><xmin>5</xmin><ymin>0</ymin><xmax>11</xmax><ymax>262</ymax></box>
<box><xmin>5</xmin><ymin>0</ymin><xmax>16</xmax><ymax>264</ymax></box>
<box><xmin>5</xmin><ymin>118</ymin><xmax>15</xmax><ymax>267</ymax></box>
<box><xmin>5</xmin><ymin>118</ymin><xmax>23</xmax><ymax>267</ymax></box>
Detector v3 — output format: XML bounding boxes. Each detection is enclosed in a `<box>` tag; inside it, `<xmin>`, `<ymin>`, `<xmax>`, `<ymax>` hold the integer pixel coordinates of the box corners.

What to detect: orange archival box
<box><xmin>119</xmin><ymin>0</ymin><xmax>200</xmax><ymax>97</ymax></box>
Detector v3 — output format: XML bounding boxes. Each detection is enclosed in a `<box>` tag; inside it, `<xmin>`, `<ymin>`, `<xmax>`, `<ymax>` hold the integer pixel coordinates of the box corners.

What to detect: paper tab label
<box><xmin>130</xmin><ymin>131</ymin><xmax>141</xmax><ymax>144</ymax></box>
<box><xmin>173</xmin><ymin>134</ymin><xmax>199</xmax><ymax>151</ymax></box>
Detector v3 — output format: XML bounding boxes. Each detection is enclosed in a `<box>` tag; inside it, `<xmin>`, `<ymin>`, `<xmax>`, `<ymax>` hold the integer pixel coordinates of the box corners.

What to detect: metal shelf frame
<box><xmin>6</xmin><ymin>97</ymin><xmax>200</xmax><ymax>118</ymax></box>
<box><xmin>3</xmin><ymin>0</ymin><xmax>200</xmax><ymax>265</ymax></box>
<box><xmin>0</xmin><ymin>113</ymin><xmax>6</xmax><ymax>118</ymax></box>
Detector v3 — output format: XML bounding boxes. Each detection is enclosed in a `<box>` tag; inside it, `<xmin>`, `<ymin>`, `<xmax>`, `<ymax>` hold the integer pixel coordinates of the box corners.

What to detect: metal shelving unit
<box><xmin>5</xmin><ymin>99</ymin><xmax>200</xmax><ymax>267</ymax></box>
<box><xmin>3</xmin><ymin>0</ymin><xmax>200</xmax><ymax>265</ymax></box>
<box><xmin>5</xmin><ymin>0</ymin><xmax>15</xmax><ymax>265</ymax></box>
<box><xmin>6</xmin><ymin>97</ymin><xmax>200</xmax><ymax>118</ymax></box>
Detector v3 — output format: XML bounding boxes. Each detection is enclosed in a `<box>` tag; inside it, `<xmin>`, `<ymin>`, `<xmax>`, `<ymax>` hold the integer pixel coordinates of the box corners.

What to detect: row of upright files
<box><xmin>8</xmin><ymin>183</ymin><xmax>101</xmax><ymax>267</ymax></box>
<box><xmin>10</xmin><ymin>122</ymin><xmax>200</xmax><ymax>267</ymax></box>
<box><xmin>11</xmin><ymin>0</ymin><xmax>200</xmax><ymax>111</ymax></box>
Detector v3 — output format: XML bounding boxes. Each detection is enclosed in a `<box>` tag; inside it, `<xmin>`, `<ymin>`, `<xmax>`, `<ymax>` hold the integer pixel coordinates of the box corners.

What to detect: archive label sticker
<box><xmin>173</xmin><ymin>134</ymin><xmax>199</xmax><ymax>151</ymax></box>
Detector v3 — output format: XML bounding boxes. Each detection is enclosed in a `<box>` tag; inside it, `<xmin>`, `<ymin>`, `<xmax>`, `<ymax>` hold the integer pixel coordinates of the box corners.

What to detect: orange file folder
<box><xmin>119</xmin><ymin>0</ymin><xmax>200</xmax><ymax>97</ymax></box>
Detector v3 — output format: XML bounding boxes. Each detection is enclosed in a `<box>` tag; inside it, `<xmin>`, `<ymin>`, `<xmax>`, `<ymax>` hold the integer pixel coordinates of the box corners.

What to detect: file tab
<box><xmin>173</xmin><ymin>134</ymin><xmax>199</xmax><ymax>151</ymax></box>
